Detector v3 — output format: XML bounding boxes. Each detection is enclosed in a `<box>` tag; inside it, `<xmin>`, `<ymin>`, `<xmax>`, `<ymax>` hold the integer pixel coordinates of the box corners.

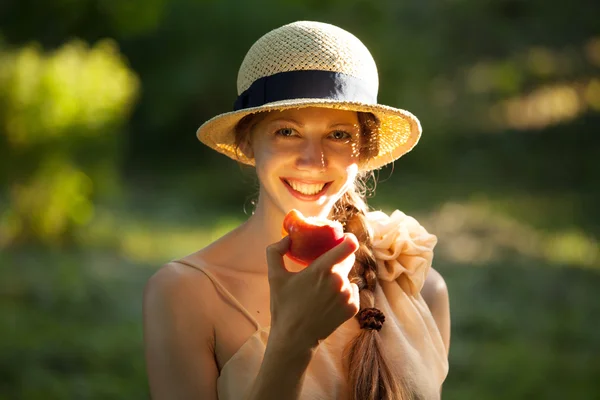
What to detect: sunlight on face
<box><xmin>249</xmin><ymin>107</ymin><xmax>362</xmax><ymax>217</ymax></box>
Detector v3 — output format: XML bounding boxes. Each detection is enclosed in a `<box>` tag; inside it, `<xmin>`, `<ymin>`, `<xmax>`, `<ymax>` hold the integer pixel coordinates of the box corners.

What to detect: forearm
<box><xmin>246</xmin><ymin>334</ymin><xmax>317</xmax><ymax>400</ymax></box>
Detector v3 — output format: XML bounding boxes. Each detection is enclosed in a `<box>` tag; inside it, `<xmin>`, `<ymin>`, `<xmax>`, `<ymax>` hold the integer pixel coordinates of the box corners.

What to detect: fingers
<box><xmin>331</xmin><ymin>252</ymin><xmax>355</xmax><ymax>278</ymax></box>
<box><xmin>350</xmin><ymin>282</ymin><xmax>360</xmax><ymax>313</ymax></box>
<box><xmin>266</xmin><ymin>236</ymin><xmax>292</xmax><ymax>280</ymax></box>
<box><xmin>311</xmin><ymin>233</ymin><xmax>359</xmax><ymax>273</ymax></box>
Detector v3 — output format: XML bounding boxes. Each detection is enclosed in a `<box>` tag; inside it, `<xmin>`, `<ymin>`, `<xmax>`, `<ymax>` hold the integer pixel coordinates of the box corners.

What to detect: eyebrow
<box><xmin>329</xmin><ymin>122</ymin><xmax>359</xmax><ymax>129</ymax></box>
<box><xmin>268</xmin><ymin>118</ymin><xmax>359</xmax><ymax>129</ymax></box>
<box><xmin>269</xmin><ymin>118</ymin><xmax>304</xmax><ymax>127</ymax></box>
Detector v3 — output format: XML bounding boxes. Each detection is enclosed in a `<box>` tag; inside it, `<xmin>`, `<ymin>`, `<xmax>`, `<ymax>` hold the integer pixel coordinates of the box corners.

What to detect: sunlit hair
<box><xmin>234</xmin><ymin>110</ymin><xmax>416</xmax><ymax>400</ymax></box>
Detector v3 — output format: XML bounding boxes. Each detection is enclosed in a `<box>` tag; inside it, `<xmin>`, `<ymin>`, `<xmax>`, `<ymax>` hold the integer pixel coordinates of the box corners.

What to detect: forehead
<box><xmin>262</xmin><ymin>107</ymin><xmax>359</xmax><ymax>125</ymax></box>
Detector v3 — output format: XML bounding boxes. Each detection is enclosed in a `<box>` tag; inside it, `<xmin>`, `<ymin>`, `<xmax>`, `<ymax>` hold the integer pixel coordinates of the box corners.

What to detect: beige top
<box><xmin>175</xmin><ymin>210</ymin><xmax>448</xmax><ymax>399</ymax></box>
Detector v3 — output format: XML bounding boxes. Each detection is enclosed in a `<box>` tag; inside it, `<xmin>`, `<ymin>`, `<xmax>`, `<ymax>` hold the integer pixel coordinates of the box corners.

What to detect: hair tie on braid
<box><xmin>357</xmin><ymin>307</ymin><xmax>385</xmax><ymax>331</ymax></box>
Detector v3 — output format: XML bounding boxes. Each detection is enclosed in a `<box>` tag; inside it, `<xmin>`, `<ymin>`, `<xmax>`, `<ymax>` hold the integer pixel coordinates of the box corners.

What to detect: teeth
<box><xmin>286</xmin><ymin>180</ymin><xmax>326</xmax><ymax>195</ymax></box>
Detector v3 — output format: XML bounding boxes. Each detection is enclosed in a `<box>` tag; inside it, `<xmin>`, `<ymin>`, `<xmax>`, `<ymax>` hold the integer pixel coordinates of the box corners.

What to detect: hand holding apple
<box><xmin>266</xmin><ymin>230</ymin><xmax>360</xmax><ymax>350</ymax></box>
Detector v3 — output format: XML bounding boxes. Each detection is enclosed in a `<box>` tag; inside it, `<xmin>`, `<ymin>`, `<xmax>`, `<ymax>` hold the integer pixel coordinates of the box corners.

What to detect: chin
<box><xmin>282</xmin><ymin>198</ymin><xmax>339</xmax><ymax>219</ymax></box>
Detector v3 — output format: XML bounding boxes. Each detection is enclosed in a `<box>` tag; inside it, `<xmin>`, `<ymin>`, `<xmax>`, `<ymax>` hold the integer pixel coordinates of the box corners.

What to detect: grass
<box><xmin>2</xmin><ymin>176</ymin><xmax>599</xmax><ymax>399</ymax></box>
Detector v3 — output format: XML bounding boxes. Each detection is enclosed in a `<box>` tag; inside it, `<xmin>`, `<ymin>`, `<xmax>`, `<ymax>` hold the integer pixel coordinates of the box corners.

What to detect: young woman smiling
<box><xmin>143</xmin><ymin>21</ymin><xmax>450</xmax><ymax>400</ymax></box>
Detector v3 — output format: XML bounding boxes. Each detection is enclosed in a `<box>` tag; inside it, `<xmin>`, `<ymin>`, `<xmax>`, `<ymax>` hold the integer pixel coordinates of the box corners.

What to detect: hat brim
<box><xmin>196</xmin><ymin>98</ymin><xmax>422</xmax><ymax>171</ymax></box>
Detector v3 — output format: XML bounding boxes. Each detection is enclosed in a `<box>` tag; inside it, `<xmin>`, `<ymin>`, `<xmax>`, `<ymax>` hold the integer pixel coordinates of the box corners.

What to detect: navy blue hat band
<box><xmin>233</xmin><ymin>70</ymin><xmax>377</xmax><ymax>111</ymax></box>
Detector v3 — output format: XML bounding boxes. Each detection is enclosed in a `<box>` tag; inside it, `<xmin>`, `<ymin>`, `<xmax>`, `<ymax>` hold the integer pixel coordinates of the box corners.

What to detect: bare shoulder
<box><xmin>143</xmin><ymin>260</ymin><xmax>220</xmax><ymax>399</ymax></box>
<box><xmin>420</xmin><ymin>267</ymin><xmax>451</xmax><ymax>354</ymax></box>
<box><xmin>421</xmin><ymin>267</ymin><xmax>449</xmax><ymax>305</ymax></box>
<box><xmin>146</xmin><ymin>259</ymin><xmax>215</xmax><ymax>288</ymax></box>
<box><xmin>144</xmin><ymin>260</ymin><xmax>218</xmax><ymax>317</ymax></box>
<box><xmin>143</xmin><ymin>259</ymin><xmax>222</xmax><ymax>356</ymax></box>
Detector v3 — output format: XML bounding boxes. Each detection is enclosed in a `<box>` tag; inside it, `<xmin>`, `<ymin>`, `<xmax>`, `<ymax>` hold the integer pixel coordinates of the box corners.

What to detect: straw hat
<box><xmin>196</xmin><ymin>21</ymin><xmax>422</xmax><ymax>171</ymax></box>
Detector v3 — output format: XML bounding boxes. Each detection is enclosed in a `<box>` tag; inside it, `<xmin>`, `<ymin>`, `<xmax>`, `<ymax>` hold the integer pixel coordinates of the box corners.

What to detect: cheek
<box><xmin>253</xmin><ymin>140</ymin><xmax>276</xmax><ymax>167</ymax></box>
<box><xmin>253</xmin><ymin>138</ymin><xmax>294</xmax><ymax>162</ymax></box>
<box><xmin>254</xmin><ymin>146</ymin><xmax>287</xmax><ymax>183</ymax></box>
<box><xmin>348</xmin><ymin>140</ymin><xmax>361</xmax><ymax>160</ymax></box>
<box><xmin>330</xmin><ymin>143</ymin><xmax>360</xmax><ymax>171</ymax></box>
<box><xmin>329</xmin><ymin>141</ymin><xmax>361</xmax><ymax>164</ymax></box>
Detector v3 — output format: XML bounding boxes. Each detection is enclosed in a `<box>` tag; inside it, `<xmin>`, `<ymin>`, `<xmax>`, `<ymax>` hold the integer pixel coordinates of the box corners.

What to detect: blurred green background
<box><xmin>1</xmin><ymin>0</ymin><xmax>599</xmax><ymax>399</ymax></box>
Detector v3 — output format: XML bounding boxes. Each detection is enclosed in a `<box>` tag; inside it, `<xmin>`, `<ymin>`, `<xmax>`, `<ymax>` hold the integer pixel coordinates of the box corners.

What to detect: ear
<box><xmin>238</xmin><ymin>137</ymin><xmax>254</xmax><ymax>159</ymax></box>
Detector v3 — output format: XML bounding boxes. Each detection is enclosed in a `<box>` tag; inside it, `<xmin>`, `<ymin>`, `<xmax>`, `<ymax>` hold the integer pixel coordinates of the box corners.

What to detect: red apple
<box><xmin>282</xmin><ymin>209</ymin><xmax>345</xmax><ymax>265</ymax></box>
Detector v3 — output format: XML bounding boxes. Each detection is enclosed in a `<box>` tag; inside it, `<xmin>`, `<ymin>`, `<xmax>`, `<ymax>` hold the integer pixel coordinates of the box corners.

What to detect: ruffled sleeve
<box><xmin>365</xmin><ymin>209</ymin><xmax>449</xmax><ymax>395</ymax></box>
<box><xmin>365</xmin><ymin>209</ymin><xmax>438</xmax><ymax>296</ymax></box>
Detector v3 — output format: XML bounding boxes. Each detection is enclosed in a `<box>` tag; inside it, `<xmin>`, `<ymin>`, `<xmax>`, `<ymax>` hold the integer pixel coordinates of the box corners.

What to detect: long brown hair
<box><xmin>333</xmin><ymin>177</ymin><xmax>415</xmax><ymax>400</ymax></box>
<box><xmin>234</xmin><ymin>109</ymin><xmax>414</xmax><ymax>400</ymax></box>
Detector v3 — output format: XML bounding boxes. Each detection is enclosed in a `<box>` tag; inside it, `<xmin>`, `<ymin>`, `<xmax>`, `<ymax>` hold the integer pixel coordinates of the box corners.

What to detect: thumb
<box><xmin>350</xmin><ymin>282</ymin><xmax>360</xmax><ymax>314</ymax></box>
<box><xmin>266</xmin><ymin>236</ymin><xmax>292</xmax><ymax>280</ymax></box>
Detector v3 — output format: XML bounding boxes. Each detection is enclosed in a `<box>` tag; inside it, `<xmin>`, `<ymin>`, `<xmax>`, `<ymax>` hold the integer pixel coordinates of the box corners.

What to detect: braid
<box><xmin>334</xmin><ymin>187</ymin><xmax>416</xmax><ymax>400</ymax></box>
<box><xmin>332</xmin><ymin>189</ymin><xmax>377</xmax><ymax>305</ymax></box>
<box><xmin>331</xmin><ymin>113</ymin><xmax>416</xmax><ymax>400</ymax></box>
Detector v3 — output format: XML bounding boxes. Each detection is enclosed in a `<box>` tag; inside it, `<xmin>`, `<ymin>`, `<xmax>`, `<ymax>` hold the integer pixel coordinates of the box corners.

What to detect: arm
<box><xmin>144</xmin><ymin>263</ymin><xmax>318</xmax><ymax>400</ymax></box>
<box><xmin>143</xmin><ymin>263</ymin><xmax>219</xmax><ymax>400</ymax></box>
<box><xmin>246</xmin><ymin>234</ymin><xmax>360</xmax><ymax>400</ymax></box>
<box><xmin>421</xmin><ymin>267</ymin><xmax>451</xmax><ymax>355</ymax></box>
<box><xmin>421</xmin><ymin>267</ymin><xmax>451</xmax><ymax>397</ymax></box>
<box><xmin>246</xmin><ymin>332</ymin><xmax>317</xmax><ymax>400</ymax></box>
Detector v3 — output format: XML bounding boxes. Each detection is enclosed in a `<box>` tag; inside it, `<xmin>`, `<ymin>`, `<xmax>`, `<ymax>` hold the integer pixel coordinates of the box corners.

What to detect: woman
<box><xmin>144</xmin><ymin>21</ymin><xmax>450</xmax><ymax>400</ymax></box>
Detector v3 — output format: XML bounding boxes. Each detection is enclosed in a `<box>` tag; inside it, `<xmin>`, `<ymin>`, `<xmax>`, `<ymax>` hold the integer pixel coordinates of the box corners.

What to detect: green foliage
<box><xmin>0</xmin><ymin>39</ymin><xmax>139</xmax><ymax>246</ymax></box>
<box><xmin>0</xmin><ymin>0</ymin><xmax>598</xmax><ymax>398</ymax></box>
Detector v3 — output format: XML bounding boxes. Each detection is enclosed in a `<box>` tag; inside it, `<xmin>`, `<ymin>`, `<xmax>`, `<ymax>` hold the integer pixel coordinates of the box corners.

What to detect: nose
<box><xmin>295</xmin><ymin>139</ymin><xmax>327</xmax><ymax>172</ymax></box>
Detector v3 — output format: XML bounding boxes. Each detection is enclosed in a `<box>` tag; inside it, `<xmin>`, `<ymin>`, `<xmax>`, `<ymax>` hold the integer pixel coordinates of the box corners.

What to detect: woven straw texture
<box><xmin>197</xmin><ymin>21</ymin><xmax>423</xmax><ymax>171</ymax></box>
<box><xmin>237</xmin><ymin>21</ymin><xmax>378</xmax><ymax>95</ymax></box>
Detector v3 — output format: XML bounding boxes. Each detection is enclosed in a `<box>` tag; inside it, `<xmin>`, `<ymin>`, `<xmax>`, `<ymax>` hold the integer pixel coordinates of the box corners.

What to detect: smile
<box><xmin>281</xmin><ymin>178</ymin><xmax>332</xmax><ymax>198</ymax></box>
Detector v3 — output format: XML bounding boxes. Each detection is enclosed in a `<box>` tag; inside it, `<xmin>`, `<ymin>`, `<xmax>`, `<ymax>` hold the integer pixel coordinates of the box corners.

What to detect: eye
<box><xmin>275</xmin><ymin>127</ymin><xmax>297</xmax><ymax>137</ymax></box>
<box><xmin>329</xmin><ymin>130</ymin><xmax>352</xmax><ymax>141</ymax></box>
